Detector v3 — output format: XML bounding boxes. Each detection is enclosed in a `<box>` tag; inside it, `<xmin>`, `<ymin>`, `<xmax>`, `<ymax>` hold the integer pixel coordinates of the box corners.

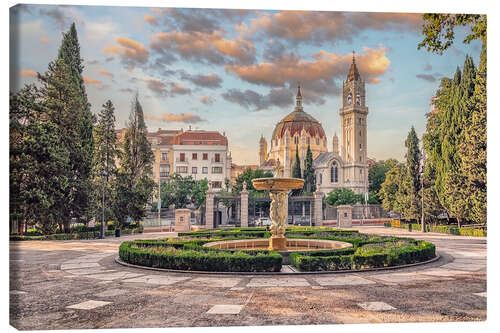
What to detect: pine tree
<box><xmin>91</xmin><ymin>100</ymin><xmax>120</xmax><ymax>222</ymax></box>
<box><xmin>303</xmin><ymin>145</ymin><xmax>315</xmax><ymax>193</ymax></box>
<box><xmin>112</xmin><ymin>94</ymin><xmax>155</xmax><ymax>228</ymax></box>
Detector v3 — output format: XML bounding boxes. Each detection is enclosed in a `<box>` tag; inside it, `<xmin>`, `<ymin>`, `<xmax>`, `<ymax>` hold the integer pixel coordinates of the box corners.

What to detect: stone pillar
<box><xmin>240</xmin><ymin>181</ymin><xmax>249</xmax><ymax>227</ymax></box>
<box><xmin>313</xmin><ymin>190</ymin><xmax>323</xmax><ymax>227</ymax></box>
<box><xmin>205</xmin><ymin>183</ymin><xmax>215</xmax><ymax>229</ymax></box>
<box><xmin>174</xmin><ymin>208</ymin><xmax>191</xmax><ymax>232</ymax></box>
<box><xmin>337</xmin><ymin>205</ymin><xmax>353</xmax><ymax>228</ymax></box>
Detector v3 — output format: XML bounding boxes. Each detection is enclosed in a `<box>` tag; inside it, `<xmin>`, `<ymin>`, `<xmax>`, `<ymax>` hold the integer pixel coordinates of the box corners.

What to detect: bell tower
<box><xmin>339</xmin><ymin>52</ymin><xmax>368</xmax><ymax>193</ymax></box>
<box><xmin>259</xmin><ymin>135</ymin><xmax>268</xmax><ymax>166</ymax></box>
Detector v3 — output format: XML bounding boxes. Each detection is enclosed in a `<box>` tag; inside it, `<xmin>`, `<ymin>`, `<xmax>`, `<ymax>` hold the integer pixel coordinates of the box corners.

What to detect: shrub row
<box><xmin>384</xmin><ymin>220</ymin><xmax>486</xmax><ymax>237</ymax></box>
<box><xmin>119</xmin><ymin>240</ymin><xmax>282</xmax><ymax>272</ymax></box>
<box><xmin>10</xmin><ymin>227</ymin><xmax>143</xmax><ymax>241</ymax></box>
<box><xmin>290</xmin><ymin>240</ymin><xmax>435</xmax><ymax>271</ymax></box>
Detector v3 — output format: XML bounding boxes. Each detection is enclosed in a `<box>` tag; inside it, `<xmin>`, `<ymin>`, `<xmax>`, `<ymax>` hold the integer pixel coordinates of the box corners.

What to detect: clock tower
<box><xmin>339</xmin><ymin>53</ymin><xmax>369</xmax><ymax>194</ymax></box>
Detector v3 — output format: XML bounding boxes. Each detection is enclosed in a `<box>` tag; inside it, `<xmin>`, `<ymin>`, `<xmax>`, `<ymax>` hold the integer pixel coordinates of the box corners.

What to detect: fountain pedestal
<box><xmin>252</xmin><ymin>178</ymin><xmax>305</xmax><ymax>251</ymax></box>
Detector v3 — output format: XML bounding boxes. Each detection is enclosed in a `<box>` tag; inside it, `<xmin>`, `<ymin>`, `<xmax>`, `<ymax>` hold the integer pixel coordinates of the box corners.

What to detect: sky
<box><xmin>9</xmin><ymin>4</ymin><xmax>483</xmax><ymax>165</ymax></box>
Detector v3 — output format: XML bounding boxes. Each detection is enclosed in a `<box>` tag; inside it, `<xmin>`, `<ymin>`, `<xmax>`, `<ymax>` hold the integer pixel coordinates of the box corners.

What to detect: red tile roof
<box><xmin>172</xmin><ymin>130</ymin><xmax>228</xmax><ymax>146</ymax></box>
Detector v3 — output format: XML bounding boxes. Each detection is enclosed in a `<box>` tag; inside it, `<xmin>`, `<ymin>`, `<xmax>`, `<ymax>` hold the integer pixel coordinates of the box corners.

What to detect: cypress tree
<box><xmin>292</xmin><ymin>145</ymin><xmax>302</xmax><ymax>179</ymax></box>
<box><xmin>112</xmin><ymin>94</ymin><xmax>155</xmax><ymax>228</ymax></box>
<box><xmin>303</xmin><ymin>145</ymin><xmax>315</xmax><ymax>193</ymax></box>
<box><xmin>92</xmin><ymin>100</ymin><xmax>120</xmax><ymax>222</ymax></box>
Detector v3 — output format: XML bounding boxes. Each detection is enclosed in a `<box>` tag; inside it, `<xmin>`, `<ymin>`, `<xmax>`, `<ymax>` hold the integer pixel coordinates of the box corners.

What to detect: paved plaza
<box><xmin>9</xmin><ymin>227</ymin><xmax>486</xmax><ymax>329</ymax></box>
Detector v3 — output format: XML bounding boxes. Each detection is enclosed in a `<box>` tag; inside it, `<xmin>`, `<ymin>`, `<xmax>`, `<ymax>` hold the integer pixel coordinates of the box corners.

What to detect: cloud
<box><xmin>144</xmin><ymin>112</ymin><xmax>203</xmax><ymax>123</ymax></box>
<box><xmin>102</xmin><ymin>37</ymin><xmax>149</xmax><ymax>70</ymax></box>
<box><xmin>144</xmin><ymin>14</ymin><xmax>157</xmax><ymax>26</ymax></box>
<box><xmin>225</xmin><ymin>46</ymin><xmax>390</xmax><ymax>102</ymax></box>
<box><xmin>19</xmin><ymin>69</ymin><xmax>37</xmax><ymax>77</ymax></box>
<box><xmin>120</xmin><ymin>88</ymin><xmax>134</xmax><ymax>93</ymax></box>
<box><xmin>39</xmin><ymin>7</ymin><xmax>67</xmax><ymax>29</ymax></box>
<box><xmin>87</xmin><ymin>60</ymin><xmax>99</xmax><ymax>65</ymax></box>
<box><xmin>424</xmin><ymin>63</ymin><xmax>432</xmax><ymax>71</ymax></box>
<box><xmin>170</xmin><ymin>83</ymin><xmax>192</xmax><ymax>96</ymax></box>
<box><xmin>150</xmin><ymin>31</ymin><xmax>255</xmax><ymax>65</ymax></box>
<box><xmin>200</xmin><ymin>96</ymin><xmax>215</xmax><ymax>105</ymax></box>
<box><xmin>222</xmin><ymin>87</ymin><xmax>294</xmax><ymax>111</ymax></box>
<box><xmin>416</xmin><ymin>74</ymin><xmax>438</xmax><ymax>82</ymax></box>
<box><xmin>83</xmin><ymin>76</ymin><xmax>102</xmax><ymax>84</ymax></box>
<box><xmin>40</xmin><ymin>36</ymin><xmax>48</xmax><ymax>43</ymax></box>
<box><xmin>105</xmin><ymin>56</ymin><xmax>114</xmax><ymax>62</ymax></box>
<box><xmin>243</xmin><ymin>11</ymin><xmax>423</xmax><ymax>46</ymax></box>
<box><xmin>182</xmin><ymin>73</ymin><xmax>222</xmax><ymax>88</ymax></box>
<box><xmin>145</xmin><ymin>78</ymin><xmax>168</xmax><ymax>95</ymax></box>
<box><xmin>97</xmin><ymin>69</ymin><xmax>113</xmax><ymax>77</ymax></box>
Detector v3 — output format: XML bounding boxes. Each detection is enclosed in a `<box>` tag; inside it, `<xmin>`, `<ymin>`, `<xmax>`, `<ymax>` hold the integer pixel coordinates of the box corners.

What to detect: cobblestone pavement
<box><xmin>9</xmin><ymin>227</ymin><xmax>486</xmax><ymax>329</ymax></box>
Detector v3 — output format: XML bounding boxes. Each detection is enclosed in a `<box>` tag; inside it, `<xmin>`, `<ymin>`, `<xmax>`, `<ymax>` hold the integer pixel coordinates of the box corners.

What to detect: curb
<box><xmin>114</xmin><ymin>253</ymin><xmax>441</xmax><ymax>276</ymax></box>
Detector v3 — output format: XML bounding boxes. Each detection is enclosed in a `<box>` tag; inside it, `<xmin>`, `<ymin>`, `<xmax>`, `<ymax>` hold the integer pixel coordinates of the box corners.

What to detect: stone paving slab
<box><xmin>123</xmin><ymin>275</ymin><xmax>189</xmax><ymax>286</ymax></box>
<box><xmin>95</xmin><ymin>289</ymin><xmax>130</xmax><ymax>297</ymax></box>
<box><xmin>66</xmin><ymin>300</ymin><xmax>112</xmax><ymax>310</ymax></box>
<box><xmin>186</xmin><ymin>277</ymin><xmax>241</xmax><ymax>288</ymax></box>
<box><xmin>247</xmin><ymin>277</ymin><xmax>310</xmax><ymax>287</ymax></box>
<box><xmin>87</xmin><ymin>272</ymin><xmax>144</xmax><ymax>281</ymax></box>
<box><xmin>60</xmin><ymin>262</ymin><xmax>100</xmax><ymax>270</ymax></box>
<box><xmin>357</xmin><ymin>301</ymin><xmax>396</xmax><ymax>311</ymax></box>
<box><xmin>419</xmin><ymin>269</ymin><xmax>470</xmax><ymax>277</ymax></box>
<box><xmin>10</xmin><ymin>290</ymin><xmax>27</xmax><ymax>295</ymax></box>
<box><xmin>314</xmin><ymin>275</ymin><xmax>376</xmax><ymax>286</ymax></box>
<box><xmin>473</xmin><ymin>292</ymin><xmax>487</xmax><ymax>297</ymax></box>
<box><xmin>206</xmin><ymin>304</ymin><xmax>244</xmax><ymax>314</ymax></box>
<box><xmin>371</xmin><ymin>272</ymin><xmax>443</xmax><ymax>283</ymax></box>
<box><xmin>440</xmin><ymin>263</ymin><xmax>485</xmax><ymax>271</ymax></box>
<box><xmin>65</xmin><ymin>268</ymin><xmax>117</xmax><ymax>275</ymax></box>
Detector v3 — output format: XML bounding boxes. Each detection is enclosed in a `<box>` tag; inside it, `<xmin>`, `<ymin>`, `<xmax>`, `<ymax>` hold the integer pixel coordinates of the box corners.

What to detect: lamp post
<box><xmin>158</xmin><ymin>178</ymin><xmax>161</xmax><ymax>230</ymax></box>
<box><xmin>100</xmin><ymin>169</ymin><xmax>107</xmax><ymax>239</ymax></box>
<box><xmin>420</xmin><ymin>150</ymin><xmax>426</xmax><ymax>233</ymax></box>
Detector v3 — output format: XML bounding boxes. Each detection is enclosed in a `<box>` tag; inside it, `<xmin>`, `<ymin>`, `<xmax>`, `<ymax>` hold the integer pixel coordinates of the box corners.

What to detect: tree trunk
<box><xmin>64</xmin><ymin>219</ymin><xmax>71</xmax><ymax>233</ymax></box>
<box><xmin>457</xmin><ymin>217</ymin><xmax>462</xmax><ymax>229</ymax></box>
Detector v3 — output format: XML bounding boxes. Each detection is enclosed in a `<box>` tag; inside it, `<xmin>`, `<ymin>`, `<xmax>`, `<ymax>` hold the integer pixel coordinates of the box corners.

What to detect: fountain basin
<box><xmin>252</xmin><ymin>177</ymin><xmax>304</xmax><ymax>191</ymax></box>
<box><xmin>203</xmin><ymin>238</ymin><xmax>353</xmax><ymax>264</ymax></box>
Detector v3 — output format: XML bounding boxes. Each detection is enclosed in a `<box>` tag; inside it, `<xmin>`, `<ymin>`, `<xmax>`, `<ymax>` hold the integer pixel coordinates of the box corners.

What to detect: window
<box><xmin>330</xmin><ymin>161</ymin><xmax>338</xmax><ymax>183</ymax></box>
<box><xmin>294</xmin><ymin>136</ymin><xmax>298</xmax><ymax>144</ymax></box>
<box><xmin>347</xmin><ymin>94</ymin><xmax>352</xmax><ymax>105</ymax></box>
<box><xmin>356</xmin><ymin>94</ymin><xmax>361</xmax><ymax>105</ymax></box>
<box><xmin>202</xmin><ymin>167</ymin><xmax>208</xmax><ymax>174</ymax></box>
<box><xmin>214</xmin><ymin>153</ymin><xmax>220</xmax><ymax>162</ymax></box>
<box><xmin>319</xmin><ymin>173</ymin><xmax>322</xmax><ymax>184</ymax></box>
<box><xmin>212</xmin><ymin>181</ymin><xmax>222</xmax><ymax>189</ymax></box>
<box><xmin>203</xmin><ymin>153</ymin><xmax>208</xmax><ymax>160</ymax></box>
<box><xmin>192</xmin><ymin>153</ymin><xmax>197</xmax><ymax>160</ymax></box>
<box><xmin>360</xmin><ymin>169</ymin><xmax>363</xmax><ymax>175</ymax></box>
<box><xmin>212</xmin><ymin>166</ymin><xmax>223</xmax><ymax>174</ymax></box>
<box><xmin>358</xmin><ymin>118</ymin><xmax>361</xmax><ymax>124</ymax></box>
<box><xmin>192</xmin><ymin>167</ymin><xmax>197</xmax><ymax>174</ymax></box>
<box><xmin>360</xmin><ymin>144</ymin><xmax>362</xmax><ymax>150</ymax></box>
<box><xmin>161</xmin><ymin>152</ymin><xmax>168</xmax><ymax>161</ymax></box>
<box><xmin>176</xmin><ymin>166</ymin><xmax>188</xmax><ymax>173</ymax></box>
<box><xmin>359</xmin><ymin>156</ymin><xmax>362</xmax><ymax>162</ymax></box>
<box><xmin>160</xmin><ymin>164</ymin><xmax>169</xmax><ymax>177</ymax></box>
<box><xmin>306</xmin><ymin>137</ymin><xmax>310</xmax><ymax>145</ymax></box>
<box><xmin>180</xmin><ymin>153</ymin><xmax>185</xmax><ymax>162</ymax></box>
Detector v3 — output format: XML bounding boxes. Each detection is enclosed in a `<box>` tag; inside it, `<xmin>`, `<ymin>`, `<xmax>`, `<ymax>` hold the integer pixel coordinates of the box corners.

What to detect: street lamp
<box><xmin>100</xmin><ymin>169</ymin><xmax>108</xmax><ymax>239</ymax></box>
<box><xmin>420</xmin><ymin>150</ymin><xmax>426</xmax><ymax>233</ymax></box>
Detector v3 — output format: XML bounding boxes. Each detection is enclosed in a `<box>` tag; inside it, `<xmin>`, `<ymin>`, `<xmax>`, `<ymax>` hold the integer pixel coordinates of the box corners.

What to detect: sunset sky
<box><xmin>10</xmin><ymin>4</ymin><xmax>483</xmax><ymax>164</ymax></box>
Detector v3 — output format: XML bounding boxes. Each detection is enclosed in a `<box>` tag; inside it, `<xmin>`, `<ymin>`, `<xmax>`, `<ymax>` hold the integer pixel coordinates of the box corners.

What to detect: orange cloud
<box><xmin>144</xmin><ymin>112</ymin><xmax>203</xmax><ymax>124</ymax></box>
<box><xmin>40</xmin><ymin>37</ymin><xmax>48</xmax><ymax>43</ymax></box>
<box><xmin>151</xmin><ymin>31</ymin><xmax>255</xmax><ymax>65</ymax></box>
<box><xmin>97</xmin><ymin>69</ymin><xmax>113</xmax><ymax>77</ymax></box>
<box><xmin>19</xmin><ymin>70</ymin><xmax>37</xmax><ymax>77</ymax></box>
<box><xmin>83</xmin><ymin>76</ymin><xmax>102</xmax><ymax>84</ymax></box>
<box><xmin>144</xmin><ymin>14</ymin><xmax>157</xmax><ymax>25</ymax></box>
<box><xmin>144</xmin><ymin>78</ymin><xmax>167</xmax><ymax>94</ymax></box>
<box><xmin>170</xmin><ymin>83</ymin><xmax>191</xmax><ymax>96</ymax></box>
<box><xmin>200</xmin><ymin>96</ymin><xmax>215</xmax><ymax>105</ymax></box>
<box><xmin>226</xmin><ymin>46</ymin><xmax>390</xmax><ymax>87</ymax></box>
<box><xmin>102</xmin><ymin>37</ymin><xmax>149</xmax><ymax>70</ymax></box>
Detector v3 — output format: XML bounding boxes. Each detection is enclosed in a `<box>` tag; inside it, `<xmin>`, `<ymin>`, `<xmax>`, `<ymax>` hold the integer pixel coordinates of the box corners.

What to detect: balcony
<box><xmin>159</xmin><ymin>172</ymin><xmax>169</xmax><ymax>178</ymax></box>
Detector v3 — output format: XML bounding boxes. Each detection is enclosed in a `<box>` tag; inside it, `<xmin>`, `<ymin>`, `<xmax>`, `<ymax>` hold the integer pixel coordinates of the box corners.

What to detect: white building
<box><xmin>171</xmin><ymin>130</ymin><xmax>232</xmax><ymax>191</ymax></box>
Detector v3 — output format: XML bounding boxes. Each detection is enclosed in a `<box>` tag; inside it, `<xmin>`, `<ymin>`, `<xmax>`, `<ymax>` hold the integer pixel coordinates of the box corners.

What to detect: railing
<box><xmin>159</xmin><ymin>172</ymin><xmax>169</xmax><ymax>178</ymax></box>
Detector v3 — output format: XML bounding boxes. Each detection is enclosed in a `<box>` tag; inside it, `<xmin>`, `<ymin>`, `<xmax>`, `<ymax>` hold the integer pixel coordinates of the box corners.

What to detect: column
<box><xmin>205</xmin><ymin>185</ymin><xmax>215</xmax><ymax>229</ymax></box>
<box><xmin>240</xmin><ymin>182</ymin><xmax>249</xmax><ymax>228</ymax></box>
<box><xmin>313</xmin><ymin>189</ymin><xmax>323</xmax><ymax>227</ymax></box>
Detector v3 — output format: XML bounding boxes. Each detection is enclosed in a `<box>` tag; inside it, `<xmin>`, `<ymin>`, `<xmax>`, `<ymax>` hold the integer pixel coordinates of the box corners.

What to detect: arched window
<box><xmin>356</xmin><ymin>94</ymin><xmax>361</xmax><ymax>105</ymax></box>
<box><xmin>319</xmin><ymin>173</ymin><xmax>322</xmax><ymax>184</ymax></box>
<box><xmin>330</xmin><ymin>161</ymin><xmax>338</xmax><ymax>183</ymax></box>
<box><xmin>347</xmin><ymin>94</ymin><xmax>352</xmax><ymax>105</ymax></box>
<box><xmin>294</xmin><ymin>136</ymin><xmax>298</xmax><ymax>144</ymax></box>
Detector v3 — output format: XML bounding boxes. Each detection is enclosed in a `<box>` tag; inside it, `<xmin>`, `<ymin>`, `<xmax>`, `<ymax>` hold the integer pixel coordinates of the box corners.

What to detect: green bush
<box><xmin>119</xmin><ymin>240</ymin><xmax>282</xmax><ymax>272</ymax></box>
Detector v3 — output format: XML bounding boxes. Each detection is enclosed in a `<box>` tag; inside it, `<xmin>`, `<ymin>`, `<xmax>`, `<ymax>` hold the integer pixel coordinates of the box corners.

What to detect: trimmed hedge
<box><xmin>119</xmin><ymin>240</ymin><xmax>282</xmax><ymax>272</ymax></box>
<box><xmin>385</xmin><ymin>220</ymin><xmax>486</xmax><ymax>237</ymax></box>
<box><xmin>290</xmin><ymin>240</ymin><xmax>436</xmax><ymax>271</ymax></box>
<box><xmin>9</xmin><ymin>226</ymin><xmax>143</xmax><ymax>241</ymax></box>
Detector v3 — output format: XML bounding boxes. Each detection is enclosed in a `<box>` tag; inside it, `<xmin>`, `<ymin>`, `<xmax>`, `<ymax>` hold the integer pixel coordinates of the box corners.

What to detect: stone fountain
<box><xmin>252</xmin><ymin>177</ymin><xmax>304</xmax><ymax>250</ymax></box>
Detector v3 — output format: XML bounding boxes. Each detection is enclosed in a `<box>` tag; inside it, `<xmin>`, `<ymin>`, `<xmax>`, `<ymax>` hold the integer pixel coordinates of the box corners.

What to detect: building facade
<box><xmin>260</xmin><ymin>56</ymin><xmax>369</xmax><ymax>195</ymax></box>
<box><xmin>171</xmin><ymin>130</ymin><xmax>231</xmax><ymax>191</ymax></box>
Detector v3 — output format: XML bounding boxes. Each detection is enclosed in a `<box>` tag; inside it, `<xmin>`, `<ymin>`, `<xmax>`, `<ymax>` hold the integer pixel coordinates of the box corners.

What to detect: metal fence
<box><xmin>324</xmin><ymin>203</ymin><xmax>388</xmax><ymax>220</ymax></box>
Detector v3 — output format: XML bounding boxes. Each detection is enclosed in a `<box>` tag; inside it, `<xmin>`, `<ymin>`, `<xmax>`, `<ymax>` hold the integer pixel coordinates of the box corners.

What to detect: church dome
<box><xmin>271</xmin><ymin>86</ymin><xmax>326</xmax><ymax>141</ymax></box>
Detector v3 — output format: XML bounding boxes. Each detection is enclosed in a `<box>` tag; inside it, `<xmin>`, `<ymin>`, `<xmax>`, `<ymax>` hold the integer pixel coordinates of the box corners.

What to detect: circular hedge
<box><xmin>119</xmin><ymin>227</ymin><xmax>436</xmax><ymax>273</ymax></box>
